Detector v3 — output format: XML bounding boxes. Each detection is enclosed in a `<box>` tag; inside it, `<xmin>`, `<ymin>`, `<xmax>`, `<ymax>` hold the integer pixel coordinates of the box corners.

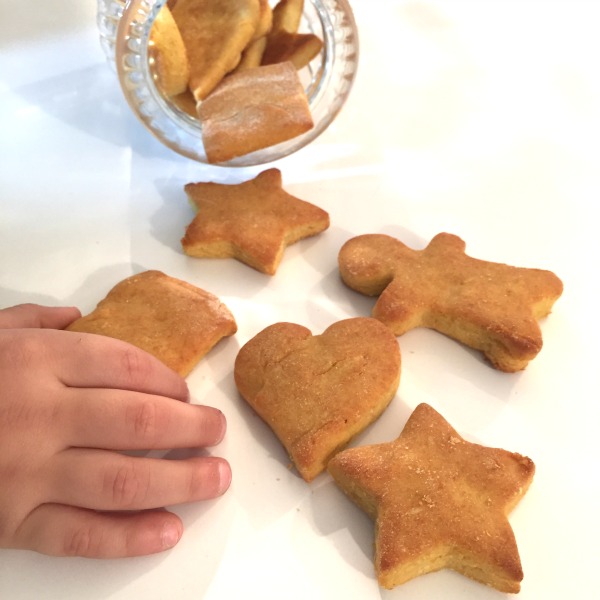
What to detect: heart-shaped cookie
<box><xmin>234</xmin><ymin>317</ymin><xmax>401</xmax><ymax>481</ymax></box>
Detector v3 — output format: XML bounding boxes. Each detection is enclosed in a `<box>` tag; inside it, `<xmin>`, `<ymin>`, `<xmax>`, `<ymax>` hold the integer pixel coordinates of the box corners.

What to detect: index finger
<box><xmin>0</xmin><ymin>304</ymin><xmax>81</xmax><ymax>330</ymax></box>
<box><xmin>51</xmin><ymin>330</ymin><xmax>189</xmax><ymax>401</ymax></box>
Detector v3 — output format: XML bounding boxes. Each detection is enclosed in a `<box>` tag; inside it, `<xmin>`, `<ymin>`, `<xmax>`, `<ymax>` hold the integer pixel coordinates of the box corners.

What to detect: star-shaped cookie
<box><xmin>234</xmin><ymin>317</ymin><xmax>401</xmax><ymax>481</ymax></box>
<box><xmin>328</xmin><ymin>403</ymin><xmax>535</xmax><ymax>593</ymax></box>
<box><xmin>181</xmin><ymin>168</ymin><xmax>329</xmax><ymax>274</ymax></box>
<box><xmin>338</xmin><ymin>232</ymin><xmax>563</xmax><ymax>371</ymax></box>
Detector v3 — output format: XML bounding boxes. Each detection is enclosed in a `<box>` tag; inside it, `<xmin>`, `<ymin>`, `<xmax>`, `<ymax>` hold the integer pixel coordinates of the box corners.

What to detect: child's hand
<box><xmin>0</xmin><ymin>304</ymin><xmax>231</xmax><ymax>558</ymax></box>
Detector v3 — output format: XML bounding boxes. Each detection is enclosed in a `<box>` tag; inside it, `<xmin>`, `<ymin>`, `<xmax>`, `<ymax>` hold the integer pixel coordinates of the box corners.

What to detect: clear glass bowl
<box><xmin>96</xmin><ymin>0</ymin><xmax>359</xmax><ymax>166</ymax></box>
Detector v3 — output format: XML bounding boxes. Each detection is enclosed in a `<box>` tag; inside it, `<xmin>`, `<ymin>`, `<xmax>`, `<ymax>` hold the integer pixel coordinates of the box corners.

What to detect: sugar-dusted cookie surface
<box><xmin>182</xmin><ymin>168</ymin><xmax>329</xmax><ymax>275</ymax></box>
<box><xmin>66</xmin><ymin>270</ymin><xmax>237</xmax><ymax>377</ymax></box>
<box><xmin>328</xmin><ymin>403</ymin><xmax>535</xmax><ymax>593</ymax></box>
<box><xmin>197</xmin><ymin>62</ymin><xmax>314</xmax><ymax>164</ymax></box>
<box><xmin>234</xmin><ymin>317</ymin><xmax>401</xmax><ymax>481</ymax></box>
<box><xmin>338</xmin><ymin>232</ymin><xmax>563</xmax><ymax>372</ymax></box>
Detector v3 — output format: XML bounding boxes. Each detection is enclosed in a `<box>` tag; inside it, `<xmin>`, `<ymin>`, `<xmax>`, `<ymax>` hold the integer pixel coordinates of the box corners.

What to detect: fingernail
<box><xmin>215</xmin><ymin>410</ymin><xmax>227</xmax><ymax>444</ymax></box>
<box><xmin>217</xmin><ymin>459</ymin><xmax>232</xmax><ymax>495</ymax></box>
<box><xmin>161</xmin><ymin>522</ymin><xmax>182</xmax><ymax>550</ymax></box>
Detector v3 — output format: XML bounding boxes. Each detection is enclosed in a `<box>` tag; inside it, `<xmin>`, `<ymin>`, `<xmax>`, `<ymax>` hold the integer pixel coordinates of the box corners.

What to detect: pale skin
<box><xmin>0</xmin><ymin>303</ymin><xmax>231</xmax><ymax>558</ymax></box>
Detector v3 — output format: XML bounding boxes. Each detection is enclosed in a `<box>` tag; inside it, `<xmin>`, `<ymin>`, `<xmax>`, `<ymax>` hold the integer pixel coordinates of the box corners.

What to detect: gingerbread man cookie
<box><xmin>338</xmin><ymin>232</ymin><xmax>563</xmax><ymax>371</ymax></box>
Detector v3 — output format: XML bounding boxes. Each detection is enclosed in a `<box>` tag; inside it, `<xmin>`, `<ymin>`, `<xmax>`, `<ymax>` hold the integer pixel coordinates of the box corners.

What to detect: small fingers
<box><xmin>0</xmin><ymin>304</ymin><xmax>81</xmax><ymax>330</ymax></box>
<box><xmin>61</xmin><ymin>389</ymin><xmax>226</xmax><ymax>450</ymax></box>
<box><xmin>15</xmin><ymin>504</ymin><xmax>183</xmax><ymax>558</ymax></box>
<box><xmin>52</xmin><ymin>330</ymin><xmax>189</xmax><ymax>401</ymax></box>
<box><xmin>50</xmin><ymin>449</ymin><xmax>231</xmax><ymax>511</ymax></box>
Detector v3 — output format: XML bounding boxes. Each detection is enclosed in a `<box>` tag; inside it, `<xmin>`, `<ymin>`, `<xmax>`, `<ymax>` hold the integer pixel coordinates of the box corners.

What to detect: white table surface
<box><xmin>1</xmin><ymin>1</ymin><xmax>599</xmax><ymax>598</ymax></box>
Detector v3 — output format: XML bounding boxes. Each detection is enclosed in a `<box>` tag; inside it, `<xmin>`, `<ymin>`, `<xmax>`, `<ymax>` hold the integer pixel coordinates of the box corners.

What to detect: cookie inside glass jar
<box><xmin>101</xmin><ymin>0</ymin><xmax>358</xmax><ymax>165</ymax></box>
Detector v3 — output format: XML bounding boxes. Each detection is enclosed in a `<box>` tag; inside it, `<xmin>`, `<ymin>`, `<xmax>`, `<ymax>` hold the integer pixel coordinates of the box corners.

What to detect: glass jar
<box><xmin>96</xmin><ymin>0</ymin><xmax>359</xmax><ymax>166</ymax></box>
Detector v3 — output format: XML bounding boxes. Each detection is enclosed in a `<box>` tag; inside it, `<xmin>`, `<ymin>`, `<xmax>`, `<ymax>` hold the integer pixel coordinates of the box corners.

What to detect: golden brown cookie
<box><xmin>261</xmin><ymin>30</ymin><xmax>323</xmax><ymax>69</ymax></box>
<box><xmin>338</xmin><ymin>232</ymin><xmax>563</xmax><ymax>372</ymax></box>
<box><xmin>171</xmin><ymin>88</ymin><xmax>198</xmax><ymax>117</ymax></box>
<box><xmin>328</xmin><ymin>403</ymin><xmax>535</xmax><ymax>592</ymax></box>
<box><xmin>270</xmin><ymin>0</ymin><xmax>304</xmax><ymax>35</ymax></box>
<box><xmin>182</xmin><ymin>168</ymin><xmax>329</xmax><ymax>275</ymax></box>
<box><xmin>66</xmin><ymin>270</ymin><xmax>237</xmax><ymax>377</ymax></box>
<box><xmin>171</xmin><ymin>0</ymin><xmax>260</xmax><ymax>101</ymax></box>
<box><xmin>234</xmin><ymin>36</ymin><xmax>269</xmax><ymax>71</ymax></box>
<box><xmin>261</xmin><ymin>0</ymin><xmax>322</xmax><ymax>69</ymax></box>
<box><xmin>149</xmin><ymin>4</ymin><xmax>190</xmax><ymax>97</ymax></box>
<box><xmin>253</xmin><ymin>0</ymin><xmax>274</xmax><ymax>40</ymax></box>
<box><xmin>197</xmin><ymin>61</ymin><xmax>314</xmax><ymax>164</ymax></box>
<box><xmin>234</xmin><ymin>0</ymin><xmax>273</xmax><ymax>71</ymax></box>
<box><xmin>234</xmin><ymin>317</ymin><xmax>401</xmax><ymax>481</ymax></box>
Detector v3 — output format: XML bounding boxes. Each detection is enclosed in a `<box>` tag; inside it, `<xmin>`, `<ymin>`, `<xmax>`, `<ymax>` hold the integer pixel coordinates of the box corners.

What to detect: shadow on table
<box><xmin>13</xmin><ymin>63</ymin><xmax>175</xmax><ymax>160</ymax></box>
